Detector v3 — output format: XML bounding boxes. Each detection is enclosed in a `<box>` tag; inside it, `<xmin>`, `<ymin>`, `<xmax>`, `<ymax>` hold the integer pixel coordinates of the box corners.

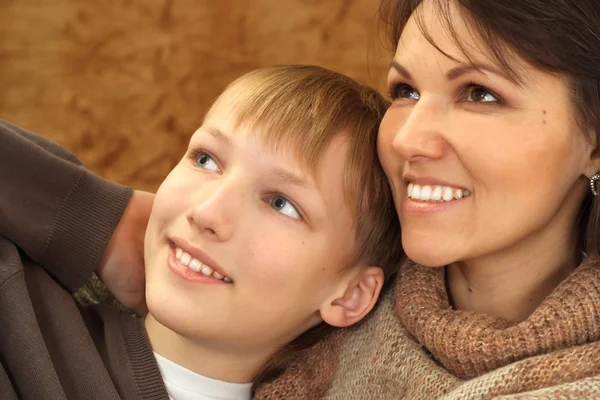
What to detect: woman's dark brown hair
<box><xmin>378</xmin><ymin>0</ymin><xmax>600</xmax><ymax>256</ymax></box>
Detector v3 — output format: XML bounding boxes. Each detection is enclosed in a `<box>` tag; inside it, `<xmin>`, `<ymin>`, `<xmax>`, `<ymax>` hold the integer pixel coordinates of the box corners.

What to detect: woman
<box><xmin>256</xmin><ymin>0</ymin><xmax>600</xmax><ymax>398</ymax></box>
<box><xmin>3</xmin><ymin>0</ymin><xmax>600</xmax><ymax>398</ymax></box>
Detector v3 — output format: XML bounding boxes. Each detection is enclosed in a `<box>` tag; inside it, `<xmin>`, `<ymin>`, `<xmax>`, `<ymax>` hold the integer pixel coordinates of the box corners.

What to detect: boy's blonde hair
<box><xmin>205</xmin><ymin>65</ymin><xmax>404</xmax><ymax>387</ymax></box>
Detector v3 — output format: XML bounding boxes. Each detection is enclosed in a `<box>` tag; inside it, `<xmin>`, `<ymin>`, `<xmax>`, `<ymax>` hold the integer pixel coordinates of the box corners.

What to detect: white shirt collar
<box><xmin>154</xmin><ymin>352</ymin><xmax>253</xmax><ymax>400</ymax></box>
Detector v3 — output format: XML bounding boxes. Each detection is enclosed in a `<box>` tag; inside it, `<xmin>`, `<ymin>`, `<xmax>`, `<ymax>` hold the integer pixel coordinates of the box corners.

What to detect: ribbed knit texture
<box><xmin>397</xmin><ymin>259</ymin><xmax>600</xmax><ymax>380</ymax></box>
<box><xmin>0</xmin><ymin>121</ymin><xmax>169</xmax><ymax>399</ymax></box>
<box><xmin>256</xmin><ymin>258</ymin><xmax>600</xmax><ymax>399</ymax></box>
<box><xmin>44</xmin><ymin>166</ymin><xmax>133</xmax><ymax>292</ymax></box>
<box><xmin>0</xmin><ymin>119</ymin><xmax>132</xmax><ymax>293</ymax></box>
<box><xmin>122</xmin><ymin>313</ymin><xmax>171</xmax><ymax>399</ymax></box>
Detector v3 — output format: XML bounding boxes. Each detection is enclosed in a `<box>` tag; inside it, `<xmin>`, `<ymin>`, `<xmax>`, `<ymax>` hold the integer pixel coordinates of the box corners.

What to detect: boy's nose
<box><xmin>186</xmin><ymin>183</ymin><xmax>242</xmax><ymax>242</ymax></box>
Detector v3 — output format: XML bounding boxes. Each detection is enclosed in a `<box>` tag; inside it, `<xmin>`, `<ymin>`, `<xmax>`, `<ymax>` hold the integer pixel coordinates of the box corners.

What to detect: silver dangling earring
<box><xmin>591</xmin><ymin>171</ymin><xmax>600</xmax><ymax>196</ymax></box>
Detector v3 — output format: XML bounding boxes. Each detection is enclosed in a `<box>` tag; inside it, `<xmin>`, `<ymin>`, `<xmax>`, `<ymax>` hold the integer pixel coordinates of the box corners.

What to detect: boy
<box><xmin>0</xmin><ymin>65</ymin><xmax>403</xmax><ymax>399</ymax></box>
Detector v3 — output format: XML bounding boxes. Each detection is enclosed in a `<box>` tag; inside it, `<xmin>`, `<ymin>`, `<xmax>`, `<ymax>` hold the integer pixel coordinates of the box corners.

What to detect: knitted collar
<box><xmin>396</xmin><ymin>257</ymin><xmax>600</xmax><ymax>380</ymax></box>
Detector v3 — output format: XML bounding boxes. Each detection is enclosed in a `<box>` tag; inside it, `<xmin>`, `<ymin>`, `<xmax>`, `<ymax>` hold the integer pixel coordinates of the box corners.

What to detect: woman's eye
<box><xmin>463</xmin><ymin>85</ymin><xmax>502</xmax><ymax>104</ymax></box>
<box><xmin>195</xmin><ymin>152</ymin><xmax>220</xmax><ymax>172</ymax></box>
<box><xmin>269</xmin><ymin>196</ymin><xmax>301</xmax><ymax>220</ymax></box>
<box><xmin>390</xmin><ymin>83</ymin><xmax>420</xmax><ymax>101</ymax></box>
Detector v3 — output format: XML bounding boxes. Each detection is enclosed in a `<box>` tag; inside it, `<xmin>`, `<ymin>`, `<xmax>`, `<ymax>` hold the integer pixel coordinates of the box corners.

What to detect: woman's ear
<box><xmin>319</xmin><ymin>267</ymin><xmax>384</xmax><ymax>328</ymax></box>
<box><xmin>585</xmin><ymin>130</ymin><xmax>600</xmax><ymax>172</ymax></box>
<box><xmin>584</xmin><ymin>160</ymin><xmax>600</xmax><ymax>181</ymax></box>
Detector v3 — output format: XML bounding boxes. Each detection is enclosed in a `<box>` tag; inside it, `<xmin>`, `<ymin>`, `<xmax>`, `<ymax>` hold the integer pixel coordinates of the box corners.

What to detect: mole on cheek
<box><xmin>542</xmin><ymin>110</ymin><xmax>547</xmax><ymax>124</ymax></box>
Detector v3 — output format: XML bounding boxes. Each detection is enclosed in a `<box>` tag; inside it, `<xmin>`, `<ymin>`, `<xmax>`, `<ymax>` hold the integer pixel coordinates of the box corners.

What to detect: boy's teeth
<box><xmin>179</xmin><ymin>252</ymin><xmax>191</xmax><ymax>266</ymax></box>
<box><xmin>174</xmin><ymin>246</ymin><xmax>231</xmax><ymax>282</ymax></box>
<box><xmin>407</xmin><ymin>183</ymin><xmax>470</xmax><ymax>203</ymax></box>
<box><xmin>213</xmin><ymin>271</ymin><xmax>224</xmax><ymax>279</ymax></box>
<box><xmin>188</xmin><ymin>259</ymin><xmax>202</xmax><ymax>272</ymax></box>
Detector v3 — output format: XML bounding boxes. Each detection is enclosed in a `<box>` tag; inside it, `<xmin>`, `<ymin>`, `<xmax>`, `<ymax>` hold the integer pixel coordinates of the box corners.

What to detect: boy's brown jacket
<box><xmin>0</xmin><ymin>120</ymin><xmax>169</xmax><ymax>399</ymax></box>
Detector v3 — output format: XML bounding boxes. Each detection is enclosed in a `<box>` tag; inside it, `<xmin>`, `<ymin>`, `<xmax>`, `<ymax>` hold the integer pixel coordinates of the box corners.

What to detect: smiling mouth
<box><xmin>174</xmin><ymin>246</ymin><xmax>232</xmax><ymax>283</ymax></box>
<box><xmin>407</xmin><ymin>182</ymin><xmax>471</xmax><ymax>203</ymax></box>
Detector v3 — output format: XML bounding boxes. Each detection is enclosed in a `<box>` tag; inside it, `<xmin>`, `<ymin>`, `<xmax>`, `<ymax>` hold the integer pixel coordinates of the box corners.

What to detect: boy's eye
<box><xmin>269</xmin><ymin>196</ymin><xmax>301</xmax><ymax>220</ymax></box>
<box><xmin>389</xmin><ymin>83</ymin><xmax>420</xmax><ymax>101</ymax></box>
<box><xmin>462</xmin><ymin>85</ymin><xmax>502</xmax><ymax>104</ymax></box>
<box><xmin>195</xmin><ymin>152</ymin><xmax>220</xmax><ymax>172</ymax></box>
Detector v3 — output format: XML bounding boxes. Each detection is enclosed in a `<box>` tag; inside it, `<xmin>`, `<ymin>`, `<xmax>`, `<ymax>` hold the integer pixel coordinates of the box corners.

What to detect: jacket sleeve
<box><xmin>0</xmin><ymin>119</ymin><xmax>132</xmax><ymax>292</ymax></box>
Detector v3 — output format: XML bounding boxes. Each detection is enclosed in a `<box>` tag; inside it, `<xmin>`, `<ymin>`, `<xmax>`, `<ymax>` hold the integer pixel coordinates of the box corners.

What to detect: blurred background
<box><xmin>0</xmin><ymin>0</ymin><xmax>390</xmax><ymax>191</ymax></box>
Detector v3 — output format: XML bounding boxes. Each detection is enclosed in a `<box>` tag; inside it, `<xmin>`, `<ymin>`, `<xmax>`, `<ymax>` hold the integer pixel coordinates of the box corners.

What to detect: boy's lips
<box><xmin>169</xmin><ymin>237</ymin><xmax>232</xmax><ymax>283</ymax></box>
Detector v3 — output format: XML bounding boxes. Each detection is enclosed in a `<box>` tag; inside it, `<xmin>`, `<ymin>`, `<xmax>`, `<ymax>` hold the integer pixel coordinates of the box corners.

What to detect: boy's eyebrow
<box><xmin>204</xmin><ymin>126</ymin><xmax>231</xmax><ymax>146</ymax></box>
<box><xmin>203</xmin><ymin>126</ymin><xmax>314</xmax><ymax>190</ymax></box>
<box><xmin>270</xmin><ymin>167</ymin><xmax>315</xmax><ymax>190</ymax></box>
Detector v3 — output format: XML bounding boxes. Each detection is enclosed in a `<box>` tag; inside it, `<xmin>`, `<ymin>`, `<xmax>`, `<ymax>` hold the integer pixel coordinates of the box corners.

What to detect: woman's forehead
<box><xmin>396</xmin><ymin>0</ymin><xmax>530</xmax><ymax>85</ymax></box>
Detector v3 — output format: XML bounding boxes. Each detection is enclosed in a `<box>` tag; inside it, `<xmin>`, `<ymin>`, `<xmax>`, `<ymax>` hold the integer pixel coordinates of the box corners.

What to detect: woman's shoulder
<box><xmin>325</xmin><ymin>288</ymin><xmax>458</xmax><ymax>399</ymax></box>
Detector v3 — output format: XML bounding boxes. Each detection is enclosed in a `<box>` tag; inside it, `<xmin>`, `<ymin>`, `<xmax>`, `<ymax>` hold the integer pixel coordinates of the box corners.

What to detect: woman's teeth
<box><xmin>175</xmin><ymin>246</ymin><xmax>232</xmax><ymax>283</ymax></box>
<box><xmin>407</xmin><ymin>182</ymin><xmax>471</xmax><ymax>202</ymax></box>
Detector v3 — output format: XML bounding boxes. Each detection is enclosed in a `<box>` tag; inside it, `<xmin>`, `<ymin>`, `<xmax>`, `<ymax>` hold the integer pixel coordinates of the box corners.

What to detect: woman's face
<box><xmin>378</xmin><ymin>0</ymin><xmax>597</xmax><ymax>268</ymax></box>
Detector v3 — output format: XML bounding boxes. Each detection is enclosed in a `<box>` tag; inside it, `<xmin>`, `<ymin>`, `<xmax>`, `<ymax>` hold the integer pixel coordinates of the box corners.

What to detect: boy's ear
<box><xmin>320</xmin><ymin>267</ymin><xmax>384</xmax><ymax>328</ymax></box>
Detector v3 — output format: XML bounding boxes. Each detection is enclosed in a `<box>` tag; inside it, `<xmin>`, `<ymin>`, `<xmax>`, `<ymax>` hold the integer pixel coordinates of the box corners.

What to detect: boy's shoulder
<box><xmin>0</xmin><ymin>237</ymin><xmax>165</xmax><ymax>399</ymax></box>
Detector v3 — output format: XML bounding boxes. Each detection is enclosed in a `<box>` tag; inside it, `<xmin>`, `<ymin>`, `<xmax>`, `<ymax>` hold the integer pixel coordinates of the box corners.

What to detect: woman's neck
<box><xmin>446</xmin><ymin>231</ymin><xmax>580</xmax><ymax>322</ymax></box>
<box><xmin>144</xmin><ymin>314</ymin><xmax>268</xmax><ymax>384</ymax></box>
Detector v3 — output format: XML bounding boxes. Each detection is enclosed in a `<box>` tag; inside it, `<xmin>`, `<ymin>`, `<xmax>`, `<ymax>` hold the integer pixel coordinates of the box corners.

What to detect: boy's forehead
<box><xmin>201</xmin><ymin>96</ymin><xmax>343</xmax><ymax>166</ymax></box>
<box><xmin>204</xmin><ymin>91</ymin><xmax>237</xmax><ymax>119</ymax></box>
<box><xmin>195</xmin><ymin>85</ymin><xmax>358</xmax><ymax>206</ymax></box>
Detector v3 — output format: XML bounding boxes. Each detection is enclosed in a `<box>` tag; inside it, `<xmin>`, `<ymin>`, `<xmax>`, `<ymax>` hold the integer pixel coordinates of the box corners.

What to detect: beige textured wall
<box><xmin>0</xmin><ymin>0</ymin><xmax>389</xmax><ymax>190</ymax></box>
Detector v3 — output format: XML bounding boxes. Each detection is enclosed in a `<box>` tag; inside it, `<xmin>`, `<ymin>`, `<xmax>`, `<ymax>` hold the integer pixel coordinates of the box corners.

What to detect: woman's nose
<box><xmin>389</xmin><ymin>102</ymin><xmax>446</xmax><ymax>162</ymax></box>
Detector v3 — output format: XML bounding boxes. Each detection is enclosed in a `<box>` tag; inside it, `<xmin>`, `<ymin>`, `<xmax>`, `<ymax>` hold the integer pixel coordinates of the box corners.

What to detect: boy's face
<box><xmin>143</xmin><ymin>105</ymin><xmax>359</xmax><ymax>359</ymax></box>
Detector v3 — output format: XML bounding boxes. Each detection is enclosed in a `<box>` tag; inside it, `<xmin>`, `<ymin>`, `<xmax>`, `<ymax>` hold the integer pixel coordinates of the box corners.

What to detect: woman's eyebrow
<box><xmin>445</xmin><ymin>63</ymin><xmax>514</xmax><ymax>83</ymax></box>
<box><xmin>390</xmin><ymin>60</ymin><xmax>412</xmax><ymax>80</ymax></box>
<box><xmin>390</xmin><ymin>59</ymin><xmax>522</xmax><ymax>86</ymax></box>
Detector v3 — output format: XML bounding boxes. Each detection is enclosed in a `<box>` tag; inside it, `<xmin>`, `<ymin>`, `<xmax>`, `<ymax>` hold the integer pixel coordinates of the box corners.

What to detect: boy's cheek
<box><xmin>148</xmin><ymin>184</ymin><xmax>193</xmax><ymax>235</ymax></box>
<box><xmin>155</xmin><ymin>174</ymin><xmax>197</xmax><ymax>209</ymax></box>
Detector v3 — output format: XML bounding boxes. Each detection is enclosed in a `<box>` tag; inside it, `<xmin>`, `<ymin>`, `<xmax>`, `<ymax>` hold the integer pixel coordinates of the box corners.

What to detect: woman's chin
<box><xmin>408</xmin><ymin>256</ymin><xmax>448</xmax><ymax>268</ymax></box>
<box><xmin>403</xmin><ymin>241</ymin><xmax>457</xmax><ymax>268</ymax></box>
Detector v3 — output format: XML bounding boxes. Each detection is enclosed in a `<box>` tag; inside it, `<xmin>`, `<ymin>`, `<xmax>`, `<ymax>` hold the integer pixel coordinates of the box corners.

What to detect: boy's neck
<box><xmin>144</xmin><ymin>314</ymin><xmax>268</xmax><ymax>383</ymax></box>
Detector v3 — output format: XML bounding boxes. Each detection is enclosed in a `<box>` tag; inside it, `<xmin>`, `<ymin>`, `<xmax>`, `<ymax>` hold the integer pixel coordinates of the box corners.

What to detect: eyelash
<box><xmin>188</xmin><ymin>149</ymin><xmax>305</xmax><ymax>222</ymax></box>
<box><xmin>189</xmin><ymin>148</ymin><xmax>222</xmax><ymax>171</ymax></box>
<box><xmin>388</xmin><ymin>81</ymin><xmax>505</xmax><ymax>105</ymax></box>
<box><xmin>388</xmin><ymin>83</ymin><xmax>415</xmax><ymax>101</ymax></box>
<box><xmin>265</xmin><ymin>193</ymin><xmax>305</xmax><ymax>222</ymax></box>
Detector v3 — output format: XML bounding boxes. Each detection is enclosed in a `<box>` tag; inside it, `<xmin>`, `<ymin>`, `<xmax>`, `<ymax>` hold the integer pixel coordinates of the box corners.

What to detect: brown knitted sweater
<box><xmin>0</xmin><ymin>120</ymin><xmax>169</xmax><ymax>399</ymax></box>
<box><xmin>256</xmin><ymin>259</ymin><xmax>600</xmax><ymax>399</ymax></box>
